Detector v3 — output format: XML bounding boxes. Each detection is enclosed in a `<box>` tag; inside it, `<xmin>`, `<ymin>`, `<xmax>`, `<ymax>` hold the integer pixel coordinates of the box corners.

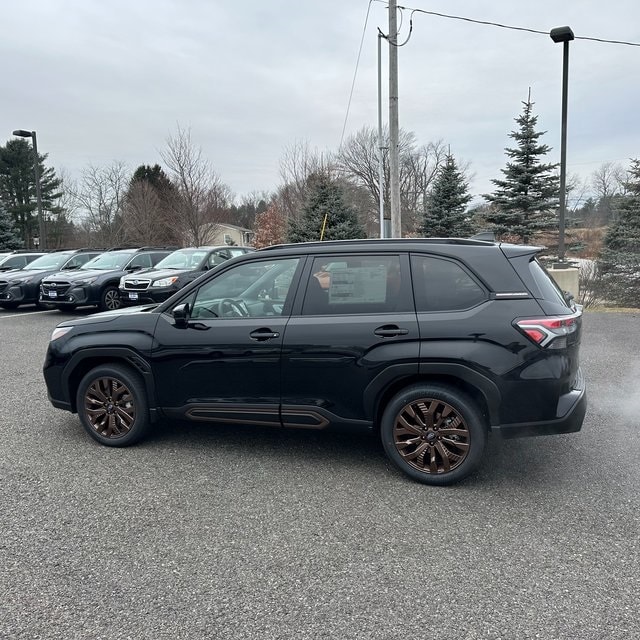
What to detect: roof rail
<box><xmin>105</xmin><ymin>245</ymin><xmax>180</xmax><ymax>251</ymax></box>
<box><xmin>259</xmin><ymin>237</ymin><xmax>497</xmax><ymax>251</ymax></box>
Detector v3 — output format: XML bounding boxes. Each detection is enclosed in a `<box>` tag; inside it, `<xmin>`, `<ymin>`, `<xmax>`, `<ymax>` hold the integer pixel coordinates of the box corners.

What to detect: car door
<box><xmin>280</xmin><ymin>253</ymin><xmax>419</xmax><ymax>430</ymax></box>
<box><xmin>151</xmin><ymin>256</ymin><xmax>303</xmax><ymax>426</ymax></box>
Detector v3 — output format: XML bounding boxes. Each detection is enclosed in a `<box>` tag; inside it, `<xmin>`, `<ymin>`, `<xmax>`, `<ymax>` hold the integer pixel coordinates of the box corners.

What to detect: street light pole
<box><xmin>550</xmin><ymin>26</ymin><xmax>574</xmax><ymax>264</ymax></box>
<box><xmin>12</xmin><ymin>129</ymin><xmax>46</xmax><ymax>250</ymax></box>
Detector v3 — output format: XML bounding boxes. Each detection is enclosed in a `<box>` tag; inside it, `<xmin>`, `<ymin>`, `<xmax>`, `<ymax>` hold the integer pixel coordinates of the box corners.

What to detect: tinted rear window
<box><xmin>529</xmin><ymin>260</ymin><xmax>568</xmax><ymax>306</ymax></box>
<box><xmin>411</xmin><ymin>255</ymin><xmax>487</xmax><ymax>312</ymax></box>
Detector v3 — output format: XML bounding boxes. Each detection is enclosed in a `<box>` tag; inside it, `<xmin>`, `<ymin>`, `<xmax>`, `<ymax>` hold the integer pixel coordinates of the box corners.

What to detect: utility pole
<box><xmin>377</xmin><ymin>31</ymin><xmax>386</xmax><ymax>238</ymax></box>
<box><xmin>388</xmin><ymin>0</ymin><xmax>401</xmax><ymax>237</ymax></box>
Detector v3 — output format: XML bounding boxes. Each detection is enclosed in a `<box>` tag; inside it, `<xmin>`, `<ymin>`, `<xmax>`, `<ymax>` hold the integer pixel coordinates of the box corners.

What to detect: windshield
<box><xmin>22</xmin><ymin>253</ymin><xmax>72</xmax><ymax>270</ymax></box>
<box><xmin>81</xmin><ymin>252</ymin><xmax>134</xmax><ymax>271</ymax></box>
<box><xmin>154</xmin><ymin>250</ymin><xmax>206</xmax><ymax>270</ymax></box>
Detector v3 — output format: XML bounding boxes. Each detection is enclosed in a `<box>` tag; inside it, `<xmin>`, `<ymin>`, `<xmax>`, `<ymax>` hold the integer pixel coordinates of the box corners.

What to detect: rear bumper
<box><xmin>494</xmin><ymin>369</ymin><xmax>587</xmax><ymax>438</ymax></box>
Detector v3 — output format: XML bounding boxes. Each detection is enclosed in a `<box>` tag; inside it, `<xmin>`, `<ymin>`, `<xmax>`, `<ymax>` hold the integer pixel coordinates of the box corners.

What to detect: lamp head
<box><xmin>550</xmin><ymin>26</ymin><xmax>575</xmax><ymax>43</ymax></box>
<box><xmin>12</xmin><ymin>129</ymin><xmax>33</xmax><ymax>138</ymax></box>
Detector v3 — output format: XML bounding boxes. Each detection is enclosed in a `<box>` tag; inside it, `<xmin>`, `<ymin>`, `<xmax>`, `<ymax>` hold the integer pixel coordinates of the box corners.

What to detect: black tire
<box><xmin>100</xmin><ymin>286</ymin><xmax>121</xmax><ymax>312</ymax></box>
<box><xmin>76</xmin><ymin>364</ymin><xmax>150</xmax><ymax>447</ymax></box>
<box><xmin>380</xmin><ymin>383</ymin><xmax>487</xmax><ymax>486</ymax></box>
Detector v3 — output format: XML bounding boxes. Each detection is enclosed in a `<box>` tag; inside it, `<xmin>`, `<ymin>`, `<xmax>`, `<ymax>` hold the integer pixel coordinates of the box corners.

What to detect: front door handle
<box><xmin>250</xmin><ymin>328</ymin><xmax>280</xmax><ymax>341</ymax></box>
<box><xmin>374</xmin><ymin>325</ymin><xmax>409</xmax><ymax>338</ymax></box>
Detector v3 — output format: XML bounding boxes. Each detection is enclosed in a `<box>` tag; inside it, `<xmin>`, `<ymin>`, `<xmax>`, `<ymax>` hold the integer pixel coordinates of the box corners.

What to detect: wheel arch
<box><xmin>64</xmin><ymin>348</ymin><xmax>156</xmax><ymax>418</ymax></box>
<box><xmin>370</xmin><ymin>369</ymin><xmax>499</xmax><ymax>433</ymax></box>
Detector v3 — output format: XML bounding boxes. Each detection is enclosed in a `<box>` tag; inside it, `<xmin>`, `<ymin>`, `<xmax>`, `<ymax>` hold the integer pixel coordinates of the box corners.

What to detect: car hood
<box><xmin>58</xmin><ymin>303</ymin><xmax>160</xmax><ymax>328</ymax></box>
<box><xmin>122</xmin><ymin>267</ymin><xmax>194</xmax><ymax>282</ymax></box>
<box><xmin>47</xmin><ymin>268</ymin><xmax>125</xmax><ymax>282</ymax></box>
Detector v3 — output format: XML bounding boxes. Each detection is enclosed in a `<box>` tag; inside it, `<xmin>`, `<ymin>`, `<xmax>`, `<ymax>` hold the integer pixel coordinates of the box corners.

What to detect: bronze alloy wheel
<box><xmin>393</xmin><ymin>398</ymin><xmax>470</xmax><ymax>475</ymax></box>
<box><xmin>84</xmin><ymin>376</ymin><xmax>136</xmax><ymax>439</ymax></box>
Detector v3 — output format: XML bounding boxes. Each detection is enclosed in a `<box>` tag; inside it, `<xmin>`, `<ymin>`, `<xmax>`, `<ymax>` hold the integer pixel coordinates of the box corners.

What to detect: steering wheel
<box><xmin>217</xmin><ymin>298</ymin><xmax>247</xmax><ymax>317</ymax></box>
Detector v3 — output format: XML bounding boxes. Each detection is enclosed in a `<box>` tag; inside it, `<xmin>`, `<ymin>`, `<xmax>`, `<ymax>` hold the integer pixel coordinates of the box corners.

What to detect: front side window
<box><xmin>411</xmin><ymin>255</ymin><xmax>486</xmax><ymax>312</ymax></box>
<box><xmin>189</xmin><ymin>258</ymin><xmax>300</xmax><ymax>319</ymax></box>
<box><xmin>127</xmin><ymin>254</ymin><xmax>153</xmax><ymax>269</ymax></box>
<box><xmin>302</xmin><ymin>255</ymin><xmax>409</xmax><ymax>315</ymax></box>
<box><xmin>208</xmin><ymin>250</ymin><xmax>231</xmax><ymax>268</ymax></box>
<box><xmin>72</xmin><ymin>253</ymin><xmax>99</xmax><ymax>268</ymax></box>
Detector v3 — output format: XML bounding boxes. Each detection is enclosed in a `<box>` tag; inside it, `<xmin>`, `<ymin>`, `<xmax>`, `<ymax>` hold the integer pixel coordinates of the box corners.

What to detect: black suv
<box><xmin>0</xmin><ymin>249</ymin><xmax>102</xmax><ymax>309</ymax></box>
<box><xmin>43</xmin><ymin>238</ymin><xmax>586</xmax><ymax>485</ymax></box>
<box><xmin>118</xmin><ymin>246</ymin><xmax>253</xmax><ymax>306</ymax></box>
<box><xmin>40</xmin><ymin>247</ymin><xmax>174</xmax><ymax>312</ymax></box>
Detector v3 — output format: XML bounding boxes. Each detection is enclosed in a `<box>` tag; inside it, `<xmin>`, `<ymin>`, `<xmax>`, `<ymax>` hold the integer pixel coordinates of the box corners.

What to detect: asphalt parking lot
<box><xmin>0</xmin><ymin>307</ymin><xmax>638</xmax><ymax>640</ymax></box>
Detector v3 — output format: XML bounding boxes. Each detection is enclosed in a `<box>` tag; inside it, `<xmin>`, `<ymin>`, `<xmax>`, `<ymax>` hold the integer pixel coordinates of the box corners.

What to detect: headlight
<box><xmin>12</xmin><ymin>276</ymin><xmax>33</xmax><ymax>285</ymax></box>
<box><xmin>74</xmin><ymin>277</ymin><xmax>97</xmax><ymax>285</ymax></box>
<box><xmin>119</xmin><ymin>277</ymin><xmax>126</xmax><ymax>287</ymax></box>
<box><xmin>151</xmin><ymin>277</ymin><xmax>179</xmax><ymax>288</ymax></box>
<box><xmin>50</xmin><ymin>326</ymin><xmax>72</xmax><ymax>341</ymax></box>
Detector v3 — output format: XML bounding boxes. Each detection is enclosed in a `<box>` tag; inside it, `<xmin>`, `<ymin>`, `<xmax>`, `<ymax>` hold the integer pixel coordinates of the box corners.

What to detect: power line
<box><xmin>377</xmin><ymin>3</ymin><xmax>640</xmax><ymax>47</ymax></box>
<box><xmin>340</xmin><ymin>0</ymin><xmax>375</xmax><ymax>150</ymax></box>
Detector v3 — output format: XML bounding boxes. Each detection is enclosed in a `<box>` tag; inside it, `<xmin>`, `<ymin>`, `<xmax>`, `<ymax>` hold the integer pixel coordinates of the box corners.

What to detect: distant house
<box><xmin>188</xmin><ymin>222</ymin><xmax>255</xmax><ymax>247</ymax></box>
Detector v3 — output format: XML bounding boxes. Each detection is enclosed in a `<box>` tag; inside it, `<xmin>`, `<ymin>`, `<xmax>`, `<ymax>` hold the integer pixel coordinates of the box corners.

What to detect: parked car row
<box><xmin>0</xmin><ymin>246</ymin><xmax>253</xmax><ymax>312</ymax></box>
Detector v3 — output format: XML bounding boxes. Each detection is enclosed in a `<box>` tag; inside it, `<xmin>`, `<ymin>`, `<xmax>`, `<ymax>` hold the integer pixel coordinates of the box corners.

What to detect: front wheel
<box><xmin>380</xmin><ymin>384</ymin><xmax>487</xmax><ymax>486</ymax></box>
<box><xmin>100</xmin><ymin>286</ymin><xmax>121</xmax><ymax>311</ymax></box>
<box><xmin>76</xmin><ymin>364</ymin><xmax>150</xmax><ymax>446</ymax></box>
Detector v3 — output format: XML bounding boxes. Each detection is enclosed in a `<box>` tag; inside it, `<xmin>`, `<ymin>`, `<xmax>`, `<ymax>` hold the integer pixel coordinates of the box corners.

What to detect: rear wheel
<box><xmin>100</xmin><ymin>286</ymin><xmax>121</xmax><ymax>311</ymax></box>
<box><xmin>380</xmin><ymin>384</ymin><xmax>487</xmax><ymax>485</ymax></box>
<box><xmin>76</xmin><ymin>364</ymin><xmax>150</xmax><ymax>446</ymax></box>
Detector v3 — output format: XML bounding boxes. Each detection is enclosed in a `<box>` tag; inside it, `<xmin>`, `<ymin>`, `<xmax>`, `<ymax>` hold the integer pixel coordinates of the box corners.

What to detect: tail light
<box><xmin>515</xmin><ymin>309</ymin><xmax>581</xmax><ymax>349</ymax></box>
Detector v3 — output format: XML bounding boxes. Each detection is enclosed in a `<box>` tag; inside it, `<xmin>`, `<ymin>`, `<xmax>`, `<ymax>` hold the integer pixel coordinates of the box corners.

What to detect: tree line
<box><xmin>1</xmin><ymin>95</ymin><xmax>639</xmax><ymax>305</ymax></box>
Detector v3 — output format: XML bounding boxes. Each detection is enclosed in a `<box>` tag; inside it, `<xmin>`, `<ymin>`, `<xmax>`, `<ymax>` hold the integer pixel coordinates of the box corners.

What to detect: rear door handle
<box><xmin>374</xmin><ymin>325</ymin><xmax>409</xmax><ymax>337</ymax></box>
<box><xmin>249</xmin><ymin>328</ymin><xmax>280</xmax><ymax>341</ymax></box>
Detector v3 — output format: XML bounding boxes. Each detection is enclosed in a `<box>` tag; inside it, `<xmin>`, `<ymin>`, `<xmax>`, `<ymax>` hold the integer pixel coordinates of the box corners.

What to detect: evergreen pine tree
<box><xmin>0</xmin><ymin>200</ymin><xmax>22</xmax><ymax>249</ymax></box>
<box><xmin>597</xmin><ymin>159</ymin><xmax>640</xmax><ymax>306</ymax></box>
<box><xmin>287</xmin><ymin>176</ymin><xmax>365</xmax><ymax>242</ymax></box>
<box><xmin>0</xmin><ymin>138</ymin><xmax>62</xmax><ymax>246</ymax></box>
<box><xmin>420</xmin><ymin>154</ymin><xmax>474</xmax><ymax>237</ymax></box>
<box><xmin>484</xmin><ymin>96</ymin><xmax>559</xmax><ymax>243</ymax></box>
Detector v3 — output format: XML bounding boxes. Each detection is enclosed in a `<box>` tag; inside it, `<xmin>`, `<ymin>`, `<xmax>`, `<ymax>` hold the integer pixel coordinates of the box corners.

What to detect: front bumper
<box><xmin>1</xmin><ymin>283</ymin><xmax>38</xmax><ymax>304</ymax></box>
<box><xmin>40</xmin><ymin>285</ymin><xmax>93</xmax><ymax>307</ymax></box>
<box><xmin>494</xmin><ymin>368</ymin><xmax>587</xmax><ymax>438</ymax></box>
<box><xmin>119</xmin><ymin>287</ymin><xmax>176</xmax><ymax>306</ymax></box>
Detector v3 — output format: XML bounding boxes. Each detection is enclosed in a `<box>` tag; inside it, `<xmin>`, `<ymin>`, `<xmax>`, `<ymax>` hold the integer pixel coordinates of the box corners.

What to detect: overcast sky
<box><xmin>3</xmin><ymin>0</ymin><xmax>639</xmax><ymax>203</ymax></box>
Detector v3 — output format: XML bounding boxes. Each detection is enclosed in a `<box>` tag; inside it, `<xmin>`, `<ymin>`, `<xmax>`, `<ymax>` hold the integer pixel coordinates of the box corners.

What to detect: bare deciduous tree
<box><xmin>161</xmin><ymin>125</ymin><xmax>232</xmax><ymax>246</ymax></box>
<box><xmin>72</xmin><ymin>162</ymin><xmax>129</xmax><ymax>246</ymax></box>
<box><xmin>590</xmin><ymin>162</ymin><xmax>625</xmax><ymax>224</ymax></box>
<box><xmin>336</xmin><ymin>127</ymin><xmax>448</xmax><ymax>234</ymax></box>
<box><xmin>277</xmin><ymin>140</ymin><xmax>335</xmax><ymax>222</ymax></box>
<box><xmin>122</xmin><ymin>180</ymin><xmax>179</xmax><ymax>246</ymax></box>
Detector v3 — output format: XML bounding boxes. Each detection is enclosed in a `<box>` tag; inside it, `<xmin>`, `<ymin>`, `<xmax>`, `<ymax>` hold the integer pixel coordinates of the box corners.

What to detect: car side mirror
<box><xmin>173</xmin><ymin>302</ymin><xmax>191</xmax><ymax>328</ymax></box>
<box><xmin>127</xmin><ymin>265</ymin><xmax>143</xmax><ymax>272</ymax></box>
